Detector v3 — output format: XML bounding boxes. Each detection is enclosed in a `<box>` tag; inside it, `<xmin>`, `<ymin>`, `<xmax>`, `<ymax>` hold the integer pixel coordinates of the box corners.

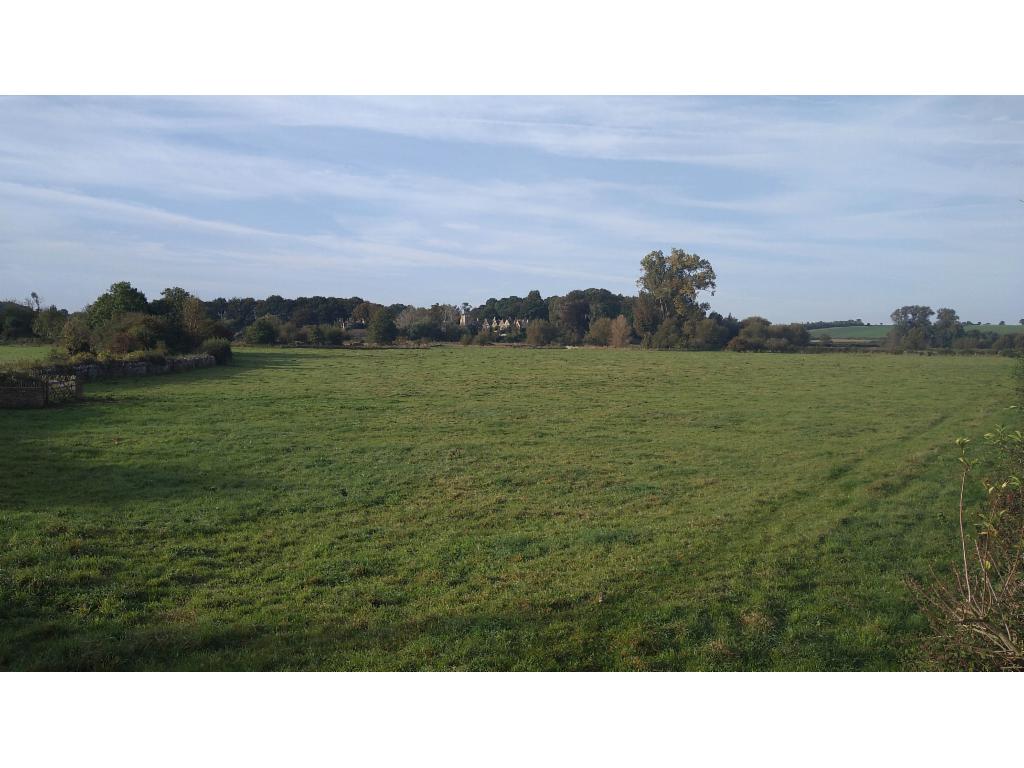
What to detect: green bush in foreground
<box><xmin>200</xmin><ymin>338</ymin><xmax>233</xmax><ymax>364</ymax></box>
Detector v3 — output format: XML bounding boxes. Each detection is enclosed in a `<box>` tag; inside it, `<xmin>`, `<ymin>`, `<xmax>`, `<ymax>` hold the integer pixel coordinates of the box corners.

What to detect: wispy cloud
<box><xmin>0</xmin><ymin>96</ymin><xmax>1021</xmax><ymax>320</ymax></box>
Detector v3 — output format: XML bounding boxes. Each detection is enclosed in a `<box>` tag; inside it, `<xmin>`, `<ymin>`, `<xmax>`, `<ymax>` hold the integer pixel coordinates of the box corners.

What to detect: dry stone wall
<box><xmin>1</xmin><ymin>354</ymin><xmax>216</xmax><ymax>408</ymax></box>
<box><xmin>39</xmin><ymin>353</ymin><xmax>217</xmax><ymax>382</ymax></box>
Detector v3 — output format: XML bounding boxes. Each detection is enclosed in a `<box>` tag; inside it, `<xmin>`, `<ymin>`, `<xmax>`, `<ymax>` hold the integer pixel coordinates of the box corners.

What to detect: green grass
<box><xmin>0</xmin><ymin>347</ymin><xmax>1017</xmax><ymax>670</ymax></box>
<box><xmin>810</xmin><ymin>324</ymin><xmax>1024</xmax><ymax>339</ymax></box>
<box><xmin>0</xmin><ymin>344</ymin><xmax>52</xmax><ymax>364</ymax></box>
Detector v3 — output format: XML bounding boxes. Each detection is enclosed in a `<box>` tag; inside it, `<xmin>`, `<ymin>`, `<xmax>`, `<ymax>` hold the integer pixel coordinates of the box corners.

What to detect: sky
<box><xmin>0</xmin><ymin>96</ymin><xmax>1021</xmax><ymax>322</ymax></box>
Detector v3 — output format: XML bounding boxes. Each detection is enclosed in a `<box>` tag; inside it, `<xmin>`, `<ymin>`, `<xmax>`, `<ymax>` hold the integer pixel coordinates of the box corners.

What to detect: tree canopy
<box><xmin>87</xmin><ymin>281</ymin><xmax>149</xmax><ymax>327</ymax></box>
<box><xmin>637</xmin><ymin>248</ymin><xmax>717</xmax><ymax>321</ymax></box>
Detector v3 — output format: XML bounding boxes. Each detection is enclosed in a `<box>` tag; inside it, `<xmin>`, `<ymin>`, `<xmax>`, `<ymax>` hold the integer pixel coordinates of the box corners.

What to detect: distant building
<box><xmin>478</xmin><ymin>316</ymin><xmax>529</xmax><ymax>334</ymax></box>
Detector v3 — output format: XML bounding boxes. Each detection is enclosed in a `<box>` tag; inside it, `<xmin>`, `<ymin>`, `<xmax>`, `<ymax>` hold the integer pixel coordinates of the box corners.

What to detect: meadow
<box><xmin>0</xmin><ymin>347</ymin><xmax>1017</xmax><ymax>670</ymax></box>
<box><xmin>809</xmin><ymin>324</ymin><xmax>1023</xmax><ymax>340</ymax></box>
<box><xmin>0</xmin><ymin>344</ymin><xmax>53</xmax><ymax>364</ymax></box>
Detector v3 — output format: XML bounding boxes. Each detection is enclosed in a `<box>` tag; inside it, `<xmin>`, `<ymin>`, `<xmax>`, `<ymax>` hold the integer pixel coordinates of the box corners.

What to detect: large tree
<box><xmin>152</xmin><ymin>287</ymin><xmax>192</xmax><ymax>320</ymax></box>
<box><xmin>932</xmin><ymin>307</ymin><xmax>963</xmax><ymax>348</ymax></box>
<box><xmin>888</xmin><ymin>305</ymin><xmax>935</xmax><ymax>349</ymax></box>
<box><xmin>637</xmin><ymin>248</ymin><xmax>717</xmax><ymax>321</ymax></box>
<box><xmin>87</xmin><ymin>281</ymin><xmax>149</xmax><ymax>327</ymax></box>
<box><xmin>554</xmin><ymin>296</ymin><xmax>590</xmax><ymax>343</ymax></box>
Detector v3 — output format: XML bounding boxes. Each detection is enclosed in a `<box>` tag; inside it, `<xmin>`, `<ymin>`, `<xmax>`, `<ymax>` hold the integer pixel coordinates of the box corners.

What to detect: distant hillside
<box><xmin>809</xmin><ymin>324</ymin><xmax>1024</xmax><ymax>340</ymax></box>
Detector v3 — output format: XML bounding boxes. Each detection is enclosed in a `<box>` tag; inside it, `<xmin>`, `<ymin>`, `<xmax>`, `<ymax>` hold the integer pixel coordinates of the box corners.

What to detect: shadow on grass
<box><xmin>0</xmin><ymin>601</ymin><xmax>625</xmax><ymax>671</ymax></box>
<box><xmin>0</xmin><ymin>364</ymin><xmax>278</xmax><ymax>510</ymax></box>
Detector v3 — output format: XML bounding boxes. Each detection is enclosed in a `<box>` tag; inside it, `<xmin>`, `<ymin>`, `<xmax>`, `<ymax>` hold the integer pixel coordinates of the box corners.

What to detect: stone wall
<box><xmin>46</xmin><ymin>375</ymin><xmax>82</xmax><ymax>404</ymax></box>
<box><xmin>38</xmin><ymin>353</ymin><xmax>217</xmax><ymax>382</ymax></box>
<box><xmin>1</xmin><ymin>354</ymin><xmax>217</xmax><ymax>408</ymax></box>
<box><xmin>0</xmin><ymin>381</ymin><xmax>48</xmax><ymax>408</ymax></box>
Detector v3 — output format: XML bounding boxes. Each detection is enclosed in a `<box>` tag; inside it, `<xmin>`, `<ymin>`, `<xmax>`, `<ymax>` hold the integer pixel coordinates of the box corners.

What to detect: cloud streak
<box><xmin>0</xmin><ymin>96</ymin><xmax>1021</xmax><ymax>321</ymax></box>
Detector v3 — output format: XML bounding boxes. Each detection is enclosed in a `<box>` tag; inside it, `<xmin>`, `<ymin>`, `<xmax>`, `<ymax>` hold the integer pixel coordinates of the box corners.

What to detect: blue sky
<box><xmin>0</xmin><ymin>96</ymin><xmax>1021</xmax><ymax>322</ymax></box>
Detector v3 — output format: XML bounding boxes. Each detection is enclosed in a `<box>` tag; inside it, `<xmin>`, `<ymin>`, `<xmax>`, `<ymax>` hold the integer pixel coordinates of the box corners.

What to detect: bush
<box><xmin>652</xmin><ymin>319</ymin><xmax>685</xmax><ymax>349</ymax></box>
<box><xmin>366</xmin><ymin>308</ymin><xmax>398</xmax><ymax>345</ymax></box>
<box><xmin>200</xmin><ymin>337</ymin><xmax>233</xmax><ymax>364</ymax></box>
<box><xmin>525</xmin><ymin>319</ymin><xmax>558</xmax><ymax>346</ymax></box>
<box><xmin>910</xmin><ymin>365</ymin><xmax>1024</xmax><ymax>669</ymax></box>
<box><xmin>245</xmin><ymin>316</ymin><xmax>280</xmax><ymax>345</ymax></box>
<box><xmin>911</xmin><ymin>430</ymin><xmax>1024</xmax><ymax>670</ymax></box>
<box><xmin>322</xmin><ymin>326</ymin><xmax>349</xmax><ymax>345</ymax></box>
<box><xmin>92</xmin><ymin>312</ymin><xmax>167</xmax><ymax>355</ymax></box>
<box><xmin>57</xmin><ymin>314</ymin><xmax>93</xmax><ymax>354</ymax></box>
<box><xmin>726</xmin><ymin>336</ymin><xmax>762</xmax><ymax>352</ymax></box>
<box><xmin>406</xmin><ymin>319</ymin><xmax>443</xmax><ymax>341</ymax></box>
<box><xmin>609</xmin><ymin>315</ymin><xmax>632</xmax><ymax>348</ymax></box>
<box><xmin>206</xmin><ymin>321</ymin><xmax>234</xmax><ymax>340</ymax></box>
<box><xmin>32</xmin><ymin>306</ymin><xmax>69</xmax><ymax>341</ymax></box>
<box><xmin>584</xmin><ymin>317</ymin><xmax>613</xmax><ymax>346</ymax></box>
<box><xmin>682</xmin><ymin>315</ymin><xmax>736</xmax><ymax>350</ymax></box>
<box><xmin>0</xmin><ymin>301</ymin><xmax>38</xmax><ymax>340</ymax></box>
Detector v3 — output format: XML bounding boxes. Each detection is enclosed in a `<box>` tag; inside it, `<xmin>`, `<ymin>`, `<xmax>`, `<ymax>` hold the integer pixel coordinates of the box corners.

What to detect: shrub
<box><xmin>200</xmin><ymin>338</ymin><xmax>233</xmax><ymax>364</ymax></box>
<box><xmin>406</xmin><ymin>319</ymin><xmax>443</xmax><ymax>341</ymax></box>
<box><xmin>609</xmin><ymin>315</ymin><xmax>632</xmax><ymax>348</ymax></box>
<box><xmin>646</xmin><ymin>319</ymin><xmax>683</xmax><ymax>349</ymax></box>
<box><xmin>910</xmin><ymin>430</ymin><xmax>1024</xmax><ymax>670</ymax></box>
<box><xmin>910</xmin><ymin>364</ymin><xmax>1024</xmax><ymax>670</ymax></box>
<box><xmin>92</xmin><ymin>312</ymin><xmax>167</xmax><ymax>355</ymax></box>
<box><xmin>525</xmin><ymin>319</ymin><xmax>558</xmax><ymax>346</ymax></box>
<box><xmin>322</xmin><ymin>326</ymin><xmax>349</xmax><ymax>345</ymax></box>
<box><xmin>584</xmin><ymin>317</ymin><xmax>613</xmax><ymax>346</ymax></box>
<box><xmin>206</xmin><ymin>321</ymin><xmax>234</xmax><ymax>340</ymax></box>
<box><xmin>682</xmin><ymin>315</ymin><xmax>736</xmax><ymax>350</ymax></box>
<box><xmin>0</xmin><ymin>301</ymin><xmax>36</xmax><ymax>340</ymax></box>
<box><xmin>32</xmin><ymin>306</ymin><xmax>69</xmax><ymax>341</ymax></box>
<box><xmin>57</xmin><ymin>314</ymin><xmax>94</xmax><ymax>354</ymax></box>
<box><xmin>245</xmin><ymin>316</ymin><xmax>280</xmax><ymax>345</ymax></box>
<box><xmin>726</xmin><ymin>336</ymin><xmax>762</xmax><ymax>352</ymax></box>
<box><xmin>366</xmin><ymin>308</ymin><xmax>398</xmax><ymax>345</ymax></box>
<box><xmin>773</xmin><ymin>323</ymin><xmax>810</xmax><ymax>346</ymax></box>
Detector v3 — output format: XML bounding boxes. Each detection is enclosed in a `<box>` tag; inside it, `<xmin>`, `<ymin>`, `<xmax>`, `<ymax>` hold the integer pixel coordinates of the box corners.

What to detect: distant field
<box><xmin>0</xmin><ymin>344</ymin><xmax>52</xmax><ymax>364</ymax></box>
<box><xmin>809</xmin><ymin>324</ymin><xmax>1024</xmax><ymax>340</ymax></box>
<box><xmin>0</xmin><ymin>347</ymin><xmax>1017</xmax><ymax>670</ymax></box>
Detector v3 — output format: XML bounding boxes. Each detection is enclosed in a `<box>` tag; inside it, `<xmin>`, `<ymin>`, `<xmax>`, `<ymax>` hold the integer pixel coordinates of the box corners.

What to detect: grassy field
<box><xmin>0</xmin><ymin>344</ymin><xmax>53</xmax><ymax>364</ymax></box>
<box><xmin>0</xmin><ymin>347</ymin><xmax>1017</xmax><ymax>670</ymax></box>
<box><xmin>809</xmin><ymin>324</ymin><xmax>1024</xmax><ymax>340</ymax></box>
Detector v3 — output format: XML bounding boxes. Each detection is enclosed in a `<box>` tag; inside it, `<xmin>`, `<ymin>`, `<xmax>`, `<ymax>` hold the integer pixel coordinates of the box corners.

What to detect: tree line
<box><xmin>0</xmin><ymin>282</ymin><xmax>233</xmax><ymax>364</ymax></box>
<box><xmin>3</xmin><ymin>248</ymin><xmax>1019</xmax><ymax>355</ymax></box>
<box><xmin>885</xmin><ymin>305</ymin><xmax>1024</xmax><ymax>353</ymax></box>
